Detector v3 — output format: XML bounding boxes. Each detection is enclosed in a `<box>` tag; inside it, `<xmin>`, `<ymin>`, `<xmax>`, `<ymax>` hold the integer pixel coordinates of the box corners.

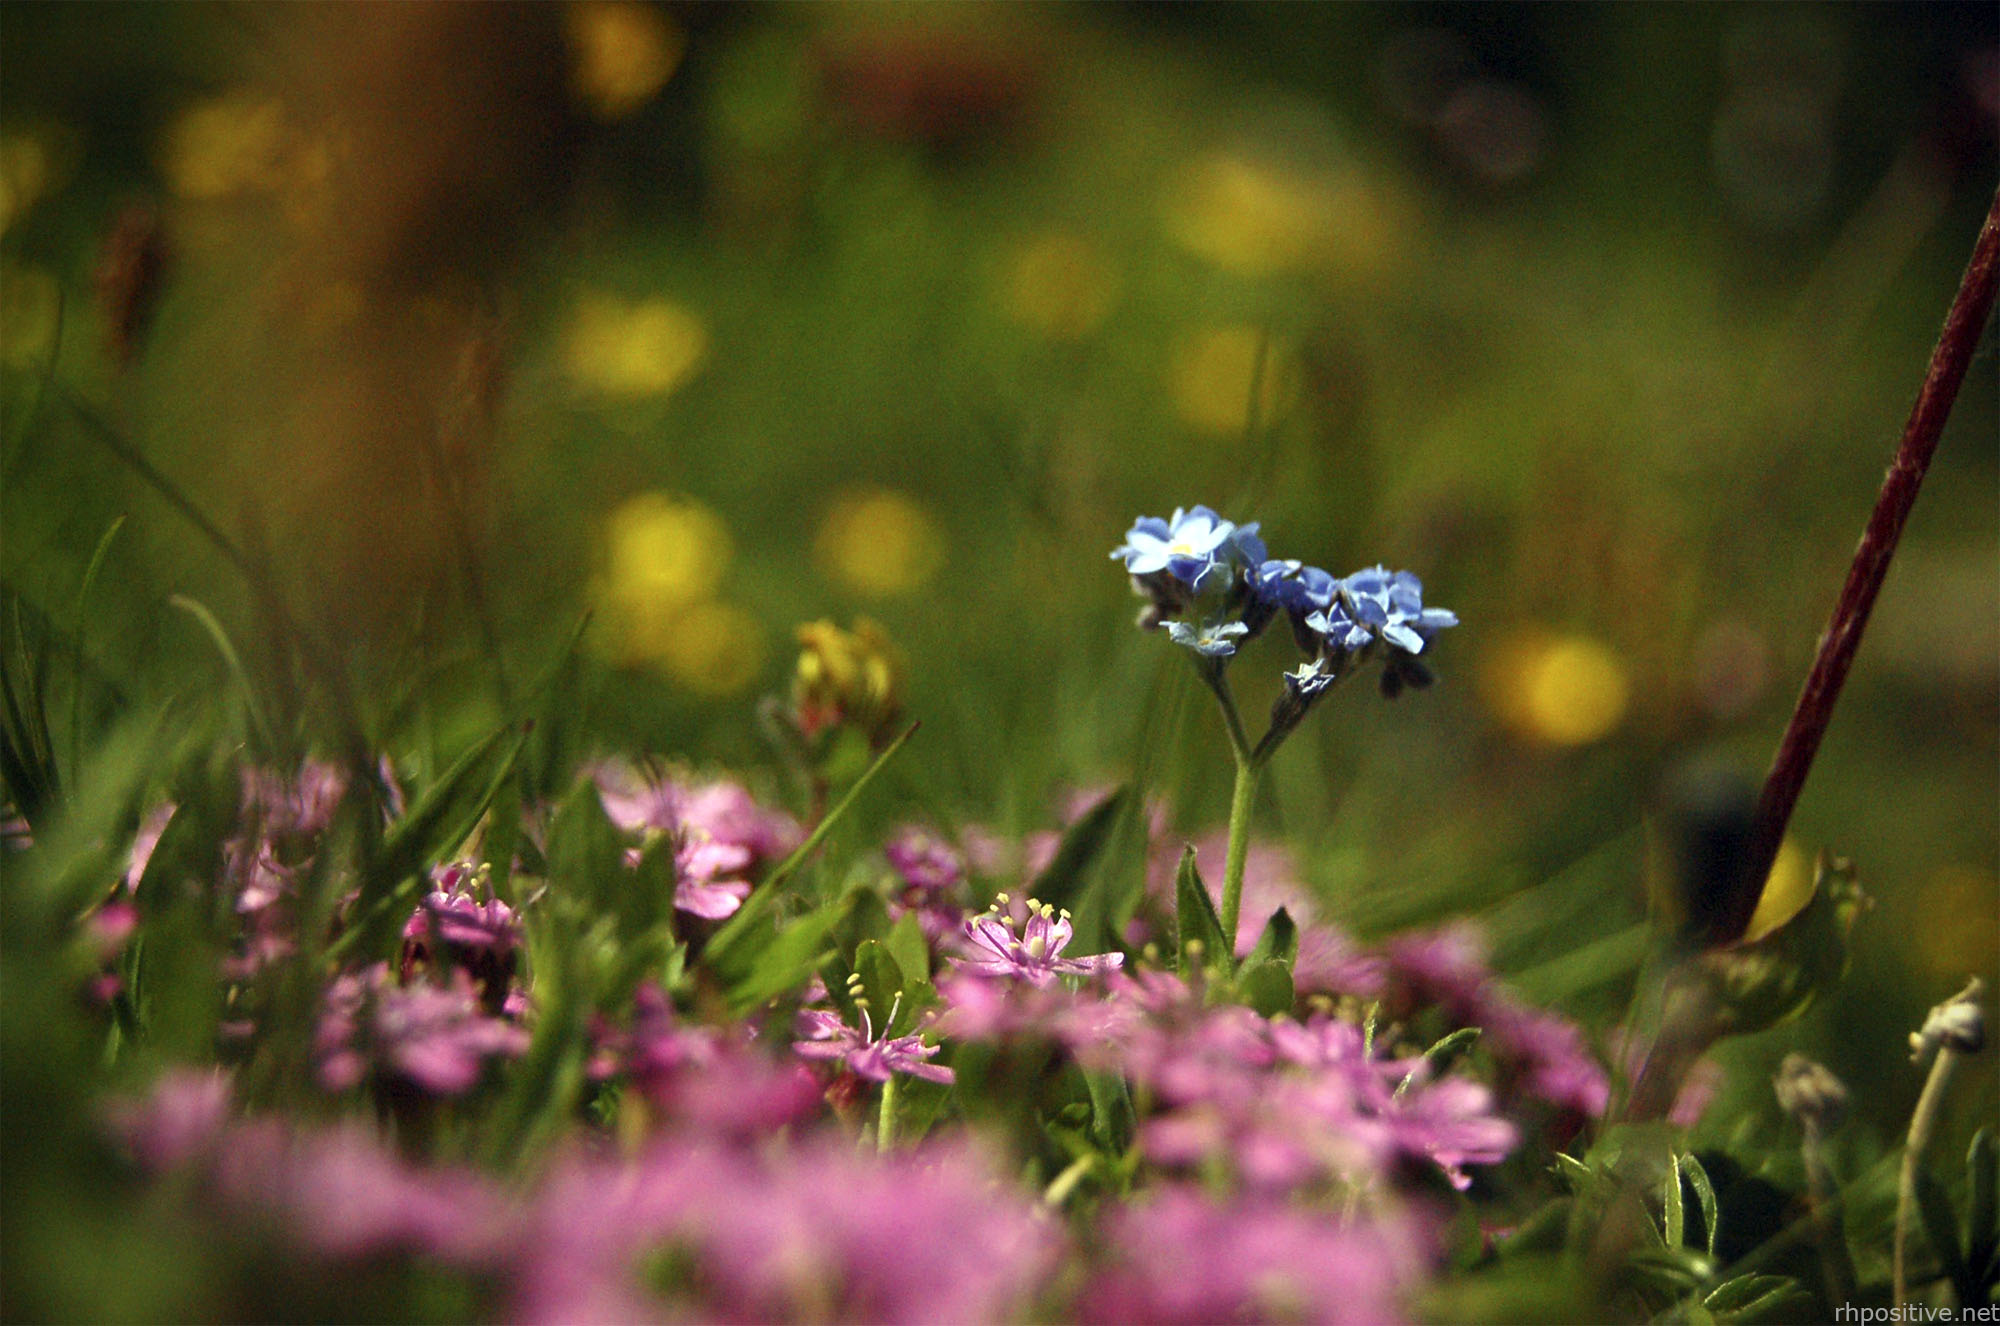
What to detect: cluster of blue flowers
<box><xmin>1112</xmin><ymin>506</ymin><xmax>1458</xmax><ymax>710</ymax></box>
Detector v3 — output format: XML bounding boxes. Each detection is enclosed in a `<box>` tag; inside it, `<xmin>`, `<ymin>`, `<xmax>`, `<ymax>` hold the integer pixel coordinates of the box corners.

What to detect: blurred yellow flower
<box><xmin>1164</xmin><ymin>152</ymin><xmax>1327</xmax><ymax>274</ymax></box>
<box><xmin>1162</xmin><ymin>150</ymin><xmax>1407</xmax><ymax>283</ymax></box>
<box><xmin>996</xmin><ymin>232</ymin><xmax>1118</xmax><ymax>341</ymax></box>
<box><xmin>1168</xmin><ymin>325</ymin><xmax>1297</xmax><ymax>438</ymax></box>
<box><xmin>815</xmin><ymin>487</ymin><xmax>945</xmax><ymax>598</ymax></box>
<box><xmin>160</xmin><ymin>93</ymin><xmax>291</xmax><ymax>200</ymax></box>
<box><xmin>1911</xmin><ymin>864</ymin><xmax>1999</xmax><ymax>981</ymax></box>
<box><xmin>1741</xmin><ymin>837</ymin><xmax>1813</xmax><ymax>944</ymax></box>
<box><xmin>565</xmin><ymin>292</ymin><xmax>709</xmax><ymax>400</ymax></box>
<box><xmin>792</xmin><ymin>618</ymin><xmax>904</xmax><ymax>742</ymax></box>
<box><xmin>602</xmin><ymin>491</ymin><xmax>732</xmax><ymax>608</ymax></box>
<box><xmin>1483</xmin><ymin>631</ymin><xmax>1631</xmax><ymax>747</ymax></box>
<box><xmin>0</xmin><ymin>263</ymin><xmax>61</xmax><ymax>368</ymax></box>
<box><xmin>653</xmin><ymin>599</ymin><xmax>767</xmax><ymax>698</ymax></box>
<box><xmin>567</xmin><ymin>1</ymin><xmax>685</xmax><ymax>122</ymax></box>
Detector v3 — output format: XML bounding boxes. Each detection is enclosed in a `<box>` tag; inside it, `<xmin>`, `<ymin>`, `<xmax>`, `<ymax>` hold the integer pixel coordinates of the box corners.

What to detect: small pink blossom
<box><xmin>951</xmin><ymin>896</ymin><xmax>1124</xmax><ymax>987</ymax></box>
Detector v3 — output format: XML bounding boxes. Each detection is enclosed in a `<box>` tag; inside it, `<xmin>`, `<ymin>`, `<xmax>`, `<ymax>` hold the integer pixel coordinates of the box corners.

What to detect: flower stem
<box><xmin>1802</xmin><ymin>1121</ymin><xmax>1857</xmax><ymax>1306</ymax></box>
<box><xmin>1893</xmin><ymin>1041</ymin><xmax>1966</xmax><ymax>1306</ymax></box>
<box><xmin>1041</xmin><ymin>1154</ymin><xmax>1097</xmax><ymax>1209</ymax></box>
<box><xmin>1192</xmin><ymin>657</ymin><xmax>1252</xmax><ymax>762</ymax></box>
<box><xmin>1219</xmin><ymin>753</ymin><xmax>1257</xmax><ymax>957</ymax></box>
<box><xmin>877</xmin><ymin>1073</ymin><xmax>899</xmax><ymax>1153</ymax></box>
<box><xmin>1733</xmin><ymin>187</ymin><xmax>2000</xmax><ymax>943</ymax></box>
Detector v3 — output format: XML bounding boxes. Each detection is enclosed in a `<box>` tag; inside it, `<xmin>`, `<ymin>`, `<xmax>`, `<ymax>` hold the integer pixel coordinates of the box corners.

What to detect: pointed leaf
<box><xmin>1397</xmin><ymin>1027</ymin><xmax>1483</xmax><ymax>1098</ymax></box>
<box><xmin>706</xmin><ymin>722</ymin><xmax>916</xmax><ymax>967</ymax></box>
<box><xmin>1663</xmin><ymin>1151</ymin><xmax>1686</xmax><ymax>1248</ymax></box>
<box><xmin>1552</xmin><ymin>1152</ymin><xmax>1594</xmax><ymax>1192</ymax></box>
<box><xmin>1683</xmin><ymin>1152</ymin><xmax>1720</xmax><ymax>1259</ymax></box>
<box><xmin>1174</xmin><ymin>844</ymin><xmax>1228</xmax><ymax>977</ymax></box>
<box><xmin>167</xmin><ymin>595</ymin><xmax>273</xmax><ymax>756</ymax></box>
<box><xmin>1702</xmin><ymin>1273</ymin><xmax>1798</xmax><ymax>1314</ymax></box>
<box><xmin>1243</xmin><ymin>905</ymin><xmax>1298</xmax><ymax>968</ymax></box>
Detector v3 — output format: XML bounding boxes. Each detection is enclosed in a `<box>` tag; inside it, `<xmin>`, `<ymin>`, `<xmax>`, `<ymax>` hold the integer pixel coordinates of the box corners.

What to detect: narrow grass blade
<box><xmin>168</xmin><ymin>595</ymin><xmax>274</xmax><ymax>756</ymax></box>
<box><xmin>706</xmin><ymin>721</ymin><xmax>918</xmax><ymax>967</ymax></box>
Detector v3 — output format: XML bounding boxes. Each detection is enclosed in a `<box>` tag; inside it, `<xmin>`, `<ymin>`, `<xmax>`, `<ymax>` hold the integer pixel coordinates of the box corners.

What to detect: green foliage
<box><xmin>1243</xmin><ymin>905</ymin><xmax>1298</xmax><ymax>968</ymax></box>
<box><xmin>1173</xmin><ymin>844</ymin><xmax>1229</xmax><ymax>978</ymax></box>
<box><xmin>1689</xmin><ymin>855</ymin><xmax>1869</xmax><ymax>1041</ymax></box>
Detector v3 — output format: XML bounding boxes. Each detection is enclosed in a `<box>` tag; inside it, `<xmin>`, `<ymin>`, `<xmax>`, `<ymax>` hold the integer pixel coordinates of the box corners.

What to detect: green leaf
<box><xmin>1397</xmin><ymin>1027</ymin><xmax>1483</xmax><ymax>1097</ymax></box>
<box><xmin>1243</xmin><ymin>906</ymin><xmax>1298</xmax><ymax>968</ymax></box>
<box><xmin>1701</xmin><ymin>1274</ymin><xmax>1786</xmax><ymax>1313</ymax></box>
<box><xmin>1702</xmin><ymin>1274</ymin><xmax>1806</xmax><ymax>1321</ymax></box>
<box><xmin>1552</xmin><ymin>1152</ymin><xmax>1594</xmax><ymax>1192</ymax></box>
<box><xmin>726</xmin><ymin>902</ymin><xmax>847</xmax><ymax>1015</ymax></box>
<box><xmin>852</xmin><ymin>940</ymin><xmax>908</xmax><ymax>1032</ymax></box>
<box><xmin>707</xmin><ymin>722</ymin><xmax>918</xmax><ymax>968</ymax></box>
<box><xmin>1682</xmin><ymin>1152</ymin><xmax>1720</xmax><ymax>1259</ymax></box>
<box><xmin>888</xmin><ymin>1074</ymin><xmax>952</xmax><ymax>1148</ymax></box>
<box><xmin>167</xmin><ymin>595</ymin><xmax>274</xmax><ymax>757</ymax></box>
<box><xmin>1026</xmin><ymin>786</ymin><xmax>1128</xmax><ymax>913</ymax></box>
<box><xmin>1</xmin><ymin>601</ymin><xmax>61</xmax><ymax>822</ymax></box>
<box><xmin>1239</xmin><ymin>959</ymin><xmax>1294</xmax><ymax>1018</ymax></box>
<box><xmin>547</xmin><ymin>774</ymin><xmax>631</xmax><ymax>913</ymax></box>
<box><xmin>69</xmin><ymin>515</ymin><xmax>125</xmax><ymax>783</ymax></box>
<box><xmin>1621</xmin><ymin>1246</ymin><xmax>1710</xmax><ymax>1298</ymax></box>
<box><xmin>1084</xmin><ymin>1067</ymin><xmax>1135</xmax><ymax>1154</ymax></box>
<box><xmin>1968</xmin><ymin>1129</ymin><xmax>1997</xmax><ymax>1288</ymax></box>
<box><xmin>1174</xmin><ymin>845</ymin><xmax>1228</xmax><ymax>977</ymax></box>
<box><xmin>1691</xmin><ymin>854</ymin><xmax>1868</xmax><ymax>1040</ymax></box>
<box><xmin>1663</xmin><ymin>1152</ymin><xmax>1686</xmax><ymax>1248</ymax></box>
<box><xmin>883</xmin><ymin>910</ymin><xmax>930</xmax><ymax>985</ymax></box>
<box><xmin>483</xmin><ymin>773</ymin><xmax>522</xmax><ymax>904</ymax></box>
<box><xmin>332</xmin><ymin>725</ymin><xmax>526</xmax><ymax>962</ymax></box>
<box><xmin>1498</xmin><ymin>1199</ymin><xmax>1572</xmax><ymax>1255</ymax></box>
<box><xmin>1915</xmin><ymin>1167</ymin><xmax>1976</xmax><ymax>1303</ymax></box>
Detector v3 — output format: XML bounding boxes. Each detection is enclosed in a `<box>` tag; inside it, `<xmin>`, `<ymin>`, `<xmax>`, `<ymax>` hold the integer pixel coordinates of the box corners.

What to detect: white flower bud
<box><xmin>1909</xmin><ymin>979</ymin><xmax>1986</xmax><ymax>1063</ymax></box>
<box><xmin>1773</xmin><ymin>1053</ymin><xmax>1848</xmax><ymax>1132</ymax></box>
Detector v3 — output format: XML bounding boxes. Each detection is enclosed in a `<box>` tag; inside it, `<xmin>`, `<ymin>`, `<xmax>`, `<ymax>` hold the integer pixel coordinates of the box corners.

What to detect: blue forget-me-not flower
<box><xmin>1167</xmin><ymin>619</ymin><xmax>1250</xmax><ymax>657</ymax></box>
<box><xmin>1338</xmin><ymin>566</ymin><xmax>1459</xmax><ymax>655</ymax></box>
<box><xmin>1112</xmin><ymin>506</ymin><xmax>1242</xmax><ymax>591</ymax></box>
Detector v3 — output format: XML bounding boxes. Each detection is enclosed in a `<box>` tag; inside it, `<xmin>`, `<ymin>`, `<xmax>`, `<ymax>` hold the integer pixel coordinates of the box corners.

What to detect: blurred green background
<box><xmin>4</xmin><ymin>1</ymin><xmax>1995</xmax><ymax>1149</ymax></box>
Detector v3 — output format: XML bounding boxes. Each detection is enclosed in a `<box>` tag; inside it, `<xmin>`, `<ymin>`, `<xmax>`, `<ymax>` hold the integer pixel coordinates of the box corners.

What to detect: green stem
<box><xmin>1801</xmin><ymin>1121</ymin><xmax>1858</xmax><ymax>1306</ymax></box>
<box><xmin>877</xmin><ymin>1073</ymin><xmax>899</xmax><ymax>1153</ymax></box>
<box><xmin>1042</xmin><ymin>1154</ymin><xmax>1097</xmax><ymax>1209</ymax></box>
<box><xmin>1894</xmin><ymin>1043</ymin><xmax>1963</xmax><ymax>1306</ymax></box>
<box><xmin>1219</xmin><ymin>753</ymin><xmax>1257</xmax><ymax>955</ymax></box>
<box><xmin>1189</xmin><ymin>656</ymin><xmax>1251</xmax><ymax>761</ymax></box>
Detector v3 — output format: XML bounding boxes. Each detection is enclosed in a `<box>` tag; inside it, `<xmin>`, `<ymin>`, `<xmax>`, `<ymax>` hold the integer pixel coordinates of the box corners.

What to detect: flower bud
<box><xmin>1772</xmin><ymin>1053</ymin><xmax>1848</xmax><ymax>1133</ymax></box>
<box><xmin>1909</xmin><ymin>979</ymin><xmax>1986</xmax><ymax>1062</ymax></box>
<box><xmin>790</xmin><ymin>618</ymin><xmax>905</xmax><ymax>745</ymax></box>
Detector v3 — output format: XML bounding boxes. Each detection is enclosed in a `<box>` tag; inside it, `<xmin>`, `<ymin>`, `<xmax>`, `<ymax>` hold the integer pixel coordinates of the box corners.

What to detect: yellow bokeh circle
<box><xmin>815</xmin><ymin>488</ymin><xmax>946</xmax><ymax>598</ymax></box>
<box><xmin>565</xmin><ymin>292</ymin><xmax>708</xmax><ymax>401</ymax></box>
<box><xmin>1484</xmin><ymin>630</ymin><xmax>1631</xmax><ymax>747</ymax></box>
<box><xmin>1168</xmin><ymin>325</ymin><xmax>1297</xmax><ymax>438</ymax></box>
<box><xmin>996</xmin><ymin>232</ymin><xmax>1119</xmax><ymax>341</ymax></box>
<box><xmin>567</xmin><ymin>1</ymin><xmax>685</xmax><ymax>122</ymax></box>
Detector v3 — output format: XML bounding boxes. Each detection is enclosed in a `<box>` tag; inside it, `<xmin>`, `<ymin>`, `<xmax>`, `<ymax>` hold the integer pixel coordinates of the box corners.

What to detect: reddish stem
<box><xmin>1729</xmin><ymin>186</ymin><xmax>2000</xmax><ymax>944</ymax></box>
